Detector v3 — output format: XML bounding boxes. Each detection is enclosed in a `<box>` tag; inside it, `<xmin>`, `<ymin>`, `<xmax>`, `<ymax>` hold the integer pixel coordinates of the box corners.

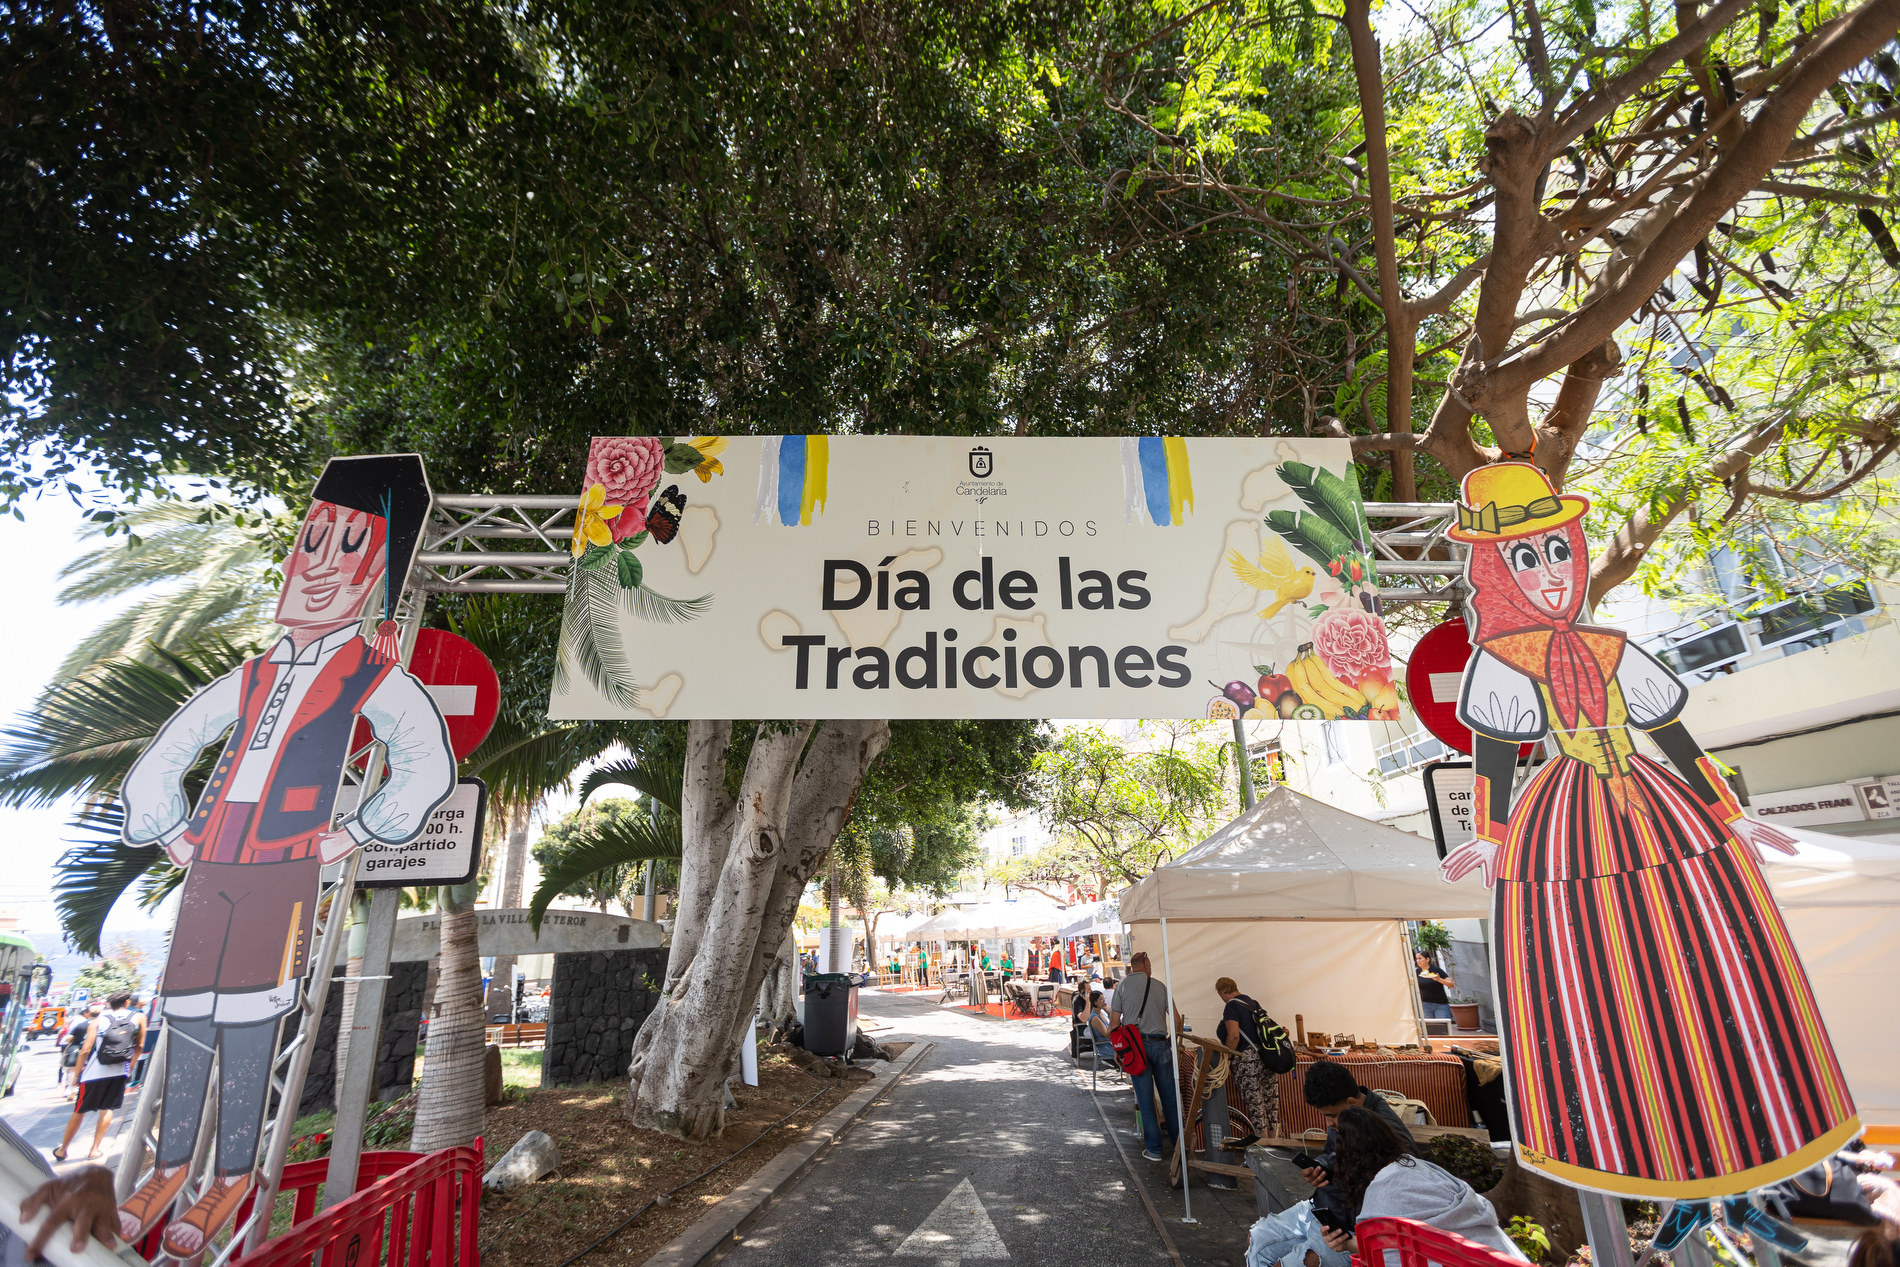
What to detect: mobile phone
<box><xmin>1314</xmin><ymin>1209</ymin><xmax>1352</xmax><ymax>1234</ymax></box>
<box><xmin>1291</xmin><ymin>1151</ymin><xmax>1323</xmax><ymax>1172</ymax></box>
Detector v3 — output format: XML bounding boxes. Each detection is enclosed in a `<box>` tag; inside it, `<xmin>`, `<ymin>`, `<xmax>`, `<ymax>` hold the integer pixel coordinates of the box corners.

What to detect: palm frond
<box><xmin>463</xmin><ymin>722</ymin><xmax>592</xmax><ymax>806</ymax></box>
<box><xmin>53</xmin><ymin>804</ymin><xmax>168</xmax><ymax>957</ymax></box>
<box><xmin>0</xmin><ymin>636</ymin><xmax>251</xmax><ymax>808</ymax></box>
<box><xmin>528</xmin><ymin>811</ymin><xmax>683</xmax><ymax>933</ymax></box>
<box><xmin>576</xmin><ymin>756</ymin><xmax>683</xmax><ymax>815</ymax></box>
<box><xmin>556</xmin><ymin>567</ymin><xmax>640</xmax><ymax>708</ymax></box>
<box><xmin>625</xmin><ymin>585</ymin><xmax>712</xmax><ymax>625</ymax></box>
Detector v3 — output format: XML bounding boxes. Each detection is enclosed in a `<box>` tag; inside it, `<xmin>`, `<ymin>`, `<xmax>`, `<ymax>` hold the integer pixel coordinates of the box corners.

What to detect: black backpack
<box><xmin>1237</xmin><ymin>995</ymin><xmax>1297</xmax><ymax>1073</ymax></box>
<box><xmin>95</xmin><ymin>1012</ymin><xmax>139</xmax><ymax>1066</ymax></box>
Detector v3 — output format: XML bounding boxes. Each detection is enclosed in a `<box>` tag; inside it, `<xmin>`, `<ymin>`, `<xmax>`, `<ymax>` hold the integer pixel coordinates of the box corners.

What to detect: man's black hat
<box><xmin>310</xmin><ymin>454</ymin><xmax>433</xmax><ymax>613</ymax></box>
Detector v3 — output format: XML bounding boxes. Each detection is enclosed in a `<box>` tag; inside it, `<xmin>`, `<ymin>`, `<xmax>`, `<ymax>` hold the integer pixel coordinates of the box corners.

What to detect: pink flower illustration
<box><xmin>585</xmin><ymin>437</ymin><xmax>665</xmax><ymax>539</ymax></box>
<box><xmin>1313</xmin><ymin>608</ymin><xmax>1391</xmax><ymax>686</ymax></box>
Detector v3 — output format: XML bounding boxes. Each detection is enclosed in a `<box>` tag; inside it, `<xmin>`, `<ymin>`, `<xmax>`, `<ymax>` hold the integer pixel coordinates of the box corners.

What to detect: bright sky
<box><xmin>0</xmin><ymin>484</ymin><xmax>177</xmax><ymax>945</ymax></box>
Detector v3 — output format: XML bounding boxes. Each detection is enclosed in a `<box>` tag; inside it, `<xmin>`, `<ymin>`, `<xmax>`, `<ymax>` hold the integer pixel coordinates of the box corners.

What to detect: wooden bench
<box><xmin>484</xmin><ymin>1022</ymin><xmax>546</xmax><ymax>1048</ymax></box>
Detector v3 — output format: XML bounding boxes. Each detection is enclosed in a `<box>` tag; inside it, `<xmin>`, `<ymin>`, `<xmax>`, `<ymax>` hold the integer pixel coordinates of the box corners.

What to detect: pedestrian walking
<box><xmin>1111</xmin><ymin>951</ymin><xmax>1181</xmax><ymax>1162</ymax></box>
<box><xmin>55</xmin><ymin>992</ymin><xmax>145</xmax><ymax>1162</ymax></box>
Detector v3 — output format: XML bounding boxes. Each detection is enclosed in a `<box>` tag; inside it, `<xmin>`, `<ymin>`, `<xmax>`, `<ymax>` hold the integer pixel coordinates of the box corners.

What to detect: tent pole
<box><xmin>1233</xmin><ymin>718</ymin><xmax>1255</xmax><ymax>809</ymax></box>
<box><xmin>1159</xmin><ymin>916</ymin><xmax>1196</xmax><ymax>1224</ymax></box>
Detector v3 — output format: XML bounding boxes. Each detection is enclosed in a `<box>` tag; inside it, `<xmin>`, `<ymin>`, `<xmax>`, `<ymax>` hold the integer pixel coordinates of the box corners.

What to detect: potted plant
<box><xmin>1448</xmin><ymin>995</ymin><xmax>1483</xmax><ymax>1033</ymax></box>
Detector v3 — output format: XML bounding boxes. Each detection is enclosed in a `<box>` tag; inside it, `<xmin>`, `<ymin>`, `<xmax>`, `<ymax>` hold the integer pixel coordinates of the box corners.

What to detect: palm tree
<box><xmin>408</xmin><ymin>594</ymin><xmax>655</xmax><ymax>1151</ymax></box>
<box><xmin>52</xmin><ymin>501</ymin><xmax>281</xmax><ymax>679</ymax></box>
<box><xmin>526</xmin><ymin>756</ymin><xmax>684</xmax><ymax>932</ymax></box>
<box><xmin>0</xmin><ymin>638</ymin><xmax>255</xmax><ymax>954</ymax></box>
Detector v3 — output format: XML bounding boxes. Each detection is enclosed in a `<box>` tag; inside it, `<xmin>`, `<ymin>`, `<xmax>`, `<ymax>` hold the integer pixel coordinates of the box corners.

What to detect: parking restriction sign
<box><xmin>356</xmin><ymin>776</ymin><xmax>486</xmax><ymax>888</ymax></box>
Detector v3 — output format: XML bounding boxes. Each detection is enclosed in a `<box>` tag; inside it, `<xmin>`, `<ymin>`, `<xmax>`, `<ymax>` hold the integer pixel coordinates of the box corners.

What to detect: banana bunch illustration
<box><xmin>1285</xmin><ymin>643</ymin><xmax>1371</xmax><ymax>720</ymax></box>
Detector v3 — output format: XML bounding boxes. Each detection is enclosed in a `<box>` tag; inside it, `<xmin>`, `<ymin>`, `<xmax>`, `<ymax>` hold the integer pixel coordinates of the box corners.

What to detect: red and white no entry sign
<box><xmin>410</xmin><ymin>628</ymin><xmax>501</xmax><ymax>759</ymax></box>
<box><xmin>1404</xmin><ymin>617</ymin><xmax>1534</xmax><ymax>758</ymax></box>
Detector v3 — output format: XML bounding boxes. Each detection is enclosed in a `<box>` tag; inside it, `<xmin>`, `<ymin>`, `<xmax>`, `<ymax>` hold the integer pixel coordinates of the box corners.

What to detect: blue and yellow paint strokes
<box><xmin>1121</xmin><ymin>437</ymin><xmax>1194</xmax><ymax>526</ymax></box>
<box><xmin>754</xmin><ymin>435</ymin><xmax>831</xmax><ymax>526</ymax></box>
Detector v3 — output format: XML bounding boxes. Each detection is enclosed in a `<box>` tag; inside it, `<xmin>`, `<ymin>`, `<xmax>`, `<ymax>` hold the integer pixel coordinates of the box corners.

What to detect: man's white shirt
<box><xmin>121</xmin><ymin>626</ymin><xmax>455</xmax><ymax>861</ymax></box>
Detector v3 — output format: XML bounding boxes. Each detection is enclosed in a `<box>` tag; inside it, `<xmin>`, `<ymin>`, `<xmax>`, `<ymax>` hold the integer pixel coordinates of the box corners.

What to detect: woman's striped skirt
<box><xmin>1494</xmin><ymin>753</ymin><xmax>1858</xmax><ymax>1197</ymax></box>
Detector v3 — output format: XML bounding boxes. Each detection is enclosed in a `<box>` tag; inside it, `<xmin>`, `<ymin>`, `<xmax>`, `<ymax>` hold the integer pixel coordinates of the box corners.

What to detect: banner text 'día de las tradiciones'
<box><xmin>547</xmin><ymin>436</ymin><xmax>1399</xmax><ymax>721</ymax></box>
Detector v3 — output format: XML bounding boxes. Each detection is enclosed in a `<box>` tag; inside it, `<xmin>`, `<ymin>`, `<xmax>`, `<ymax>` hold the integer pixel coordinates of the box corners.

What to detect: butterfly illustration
<box><xmin>645</xmin><ymin>484</ymin><xmax>686</xmax><ymax>544</ymax></box>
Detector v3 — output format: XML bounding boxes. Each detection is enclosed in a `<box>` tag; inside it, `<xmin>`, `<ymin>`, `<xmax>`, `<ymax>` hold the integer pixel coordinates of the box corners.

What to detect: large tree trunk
<box><xmin>626</xmin><ymin>719</ymin><xmax>889</xmax><ymax>1139</ymax></box>
<box><xmin>759</xmin><ymin>928</ymin><xmax>798</xmax><ymax>1024</ymax></box>
<box><xmin>411</xmin><ymin>877</ymin><xmax>487</xmax><ymax>1150</ymax></box>
<box><xmin>484</xmin><ymin>800</ymin><xmax>533</xmax><ymax>1018</ymax></box>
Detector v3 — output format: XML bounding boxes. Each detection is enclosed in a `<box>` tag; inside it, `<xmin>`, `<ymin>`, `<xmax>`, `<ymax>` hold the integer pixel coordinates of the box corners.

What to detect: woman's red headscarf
<box><xmin>1466</xmin><ymin>518</ymin><xmax>1622</xmax><ymax>731</ymax></box>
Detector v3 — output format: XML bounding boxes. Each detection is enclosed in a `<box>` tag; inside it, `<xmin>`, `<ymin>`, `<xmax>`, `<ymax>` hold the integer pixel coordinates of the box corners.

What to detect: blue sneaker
<box><xmin>1723</xmin><ymin>1198</ymin><xmax>1809</xmax><ymax>1253</ymax></box>
<box><xmin>1652</xmin><ymin>1201</ymin><xmax>1713</xmax><ymax>1252</ymax></box>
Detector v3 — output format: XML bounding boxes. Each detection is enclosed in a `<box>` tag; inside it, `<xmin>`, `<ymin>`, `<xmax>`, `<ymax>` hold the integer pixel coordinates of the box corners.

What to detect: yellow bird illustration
<box><xmin>1228</xmin><ymin>536</ymin><xmax>1317</xmax><ymax>620</ymax></box>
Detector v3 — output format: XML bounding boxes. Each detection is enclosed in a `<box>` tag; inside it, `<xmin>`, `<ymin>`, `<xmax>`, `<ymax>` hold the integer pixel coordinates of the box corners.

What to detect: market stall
<box><xmin>1756</xmin><ymin>827</ymin><xmax>1900</xmax><ymax>1125</ymax></box>
<box><xmin>1119</xmin><ymin>783</ymin><xmax>1489</xmax><ymax>1047</ymax></box>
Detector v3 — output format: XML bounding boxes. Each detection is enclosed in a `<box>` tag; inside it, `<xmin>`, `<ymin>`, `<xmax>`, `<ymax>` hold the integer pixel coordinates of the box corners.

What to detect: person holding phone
<box><xmin>1244</xmin><ymin>1061</ymin><xmax>1416</xmax><ymax>1267</ymax></box>
<box><xmin>1312</xmin><ymin>1106</ymin><xmax>1523</xmax><ymax>1260</ymax></box>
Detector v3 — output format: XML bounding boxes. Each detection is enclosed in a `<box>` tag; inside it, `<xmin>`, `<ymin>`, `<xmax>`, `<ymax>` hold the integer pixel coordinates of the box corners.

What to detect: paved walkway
<box><xmin>723</xmin><ymin>990</ymin><xmax>1172</xmax><ymax>1267</ymax></box>
<box><xmin>1</xmin><ymin>1038</ymin><xmax>144</xmax><ymax>1172</ymax></box>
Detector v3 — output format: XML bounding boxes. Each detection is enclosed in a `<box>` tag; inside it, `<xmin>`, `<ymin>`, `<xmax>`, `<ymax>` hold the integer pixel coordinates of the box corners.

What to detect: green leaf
<box><xmin>616</xmin><ymin>549</ymin><xmax>643</xmax><ymax>589</ymax></box>
<box><xmin>579</xmin><ymin>542</ymin><xmax>614</xmax><ymax>570</ymax></box>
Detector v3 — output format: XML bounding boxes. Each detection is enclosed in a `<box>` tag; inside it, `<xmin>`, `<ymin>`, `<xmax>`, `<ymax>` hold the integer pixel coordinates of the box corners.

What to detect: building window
<box><xmin>1322</xmin><ymin>723</ymin><xmax>1345</xmax><ymax>766</ymax></box>
<box><xmin>1011</xmin><ymin>835</ymin><xmax>1027</xmax><ymax>857</ymax></box>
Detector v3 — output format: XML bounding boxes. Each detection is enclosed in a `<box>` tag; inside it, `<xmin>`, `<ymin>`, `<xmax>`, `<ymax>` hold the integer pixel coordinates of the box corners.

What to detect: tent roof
<box><xmin>1118</xmin><ymin>784</ymin><xmax>1490</xmax><ymax>922</ymax></box>
<box><xmin>911</xmin><ymin>898</ymin><xmax>1066</xmax><ymax>939</ymax></box>
<box><xmin>1762</xmin><ymin>826</ymin><xmax>1900</xmax><ymax>907</ymax></box>
<box><xmin>1057</xmin><ymin>900</ymin><xmax>1121</xmax><ymax>939</ymax></box>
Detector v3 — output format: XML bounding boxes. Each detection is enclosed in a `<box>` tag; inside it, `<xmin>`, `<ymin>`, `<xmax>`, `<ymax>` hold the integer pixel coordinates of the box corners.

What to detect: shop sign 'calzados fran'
<box><xmin>547</xmin><ymin>436</ymin><xmax>1399</xmax><ymax>720</ymax></box>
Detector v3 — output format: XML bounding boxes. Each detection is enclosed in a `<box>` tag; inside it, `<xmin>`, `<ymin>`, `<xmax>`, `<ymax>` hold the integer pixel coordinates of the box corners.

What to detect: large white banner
<box><xmin>547</xmin><ymin>435</ymin><xmax>1399</xmax><ymax>720</ymax></box>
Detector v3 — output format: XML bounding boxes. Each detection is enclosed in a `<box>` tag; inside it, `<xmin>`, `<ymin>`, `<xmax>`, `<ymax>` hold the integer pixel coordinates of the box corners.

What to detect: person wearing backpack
<box><xmin>1217</xmin><ymin>976</ymin><xmax>1294</xmax><ymax>1148</ymax></box>
<box><xmin>55</xmin><ymin>992</ymin><xmax>145</xmax><ymax>1162</ymax></box>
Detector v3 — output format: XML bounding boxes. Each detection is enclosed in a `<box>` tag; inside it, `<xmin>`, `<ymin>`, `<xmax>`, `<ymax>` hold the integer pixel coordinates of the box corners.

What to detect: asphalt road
<box><xmin>723</xmin><ymin>990</ymin><xmax>1172</xmax><ymax>1267</ymax></box>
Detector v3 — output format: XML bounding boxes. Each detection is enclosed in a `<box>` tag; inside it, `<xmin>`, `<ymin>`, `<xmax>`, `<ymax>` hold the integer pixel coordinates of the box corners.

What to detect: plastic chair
<box><xmin>1352</xmin><ymin>1217</ymin><xmax>1527</xmax><ymax>1267</ymax></box>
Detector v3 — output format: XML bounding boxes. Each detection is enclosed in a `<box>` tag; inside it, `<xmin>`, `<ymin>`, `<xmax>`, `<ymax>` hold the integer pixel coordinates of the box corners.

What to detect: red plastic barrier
<box><xmin>131</xmin><ymin>1144</ymin><xmax>427</xmax><ymax>1261</ymax></box>
<box><xmin>1352</xmin><ymin>1217</ymin><xmax>1527</xmax><ymax>1267</ymax></box>
<box><xmin>229</xmin><ymin>1140</ymin><xmax>483</xmax><ymax>1267</ymax></box>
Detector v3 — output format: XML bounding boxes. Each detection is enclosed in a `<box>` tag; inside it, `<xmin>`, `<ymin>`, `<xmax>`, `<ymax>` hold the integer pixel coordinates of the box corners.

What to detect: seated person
<box><xmin>1082</xmin><ymin>990</ymin><xmax>1115</xmax><ymax>1054</ymax></box>
<box><xmin>1246</xmin><ymin>1060</ymin><xmax>1417</xmax><ymax>1267</ymax></box>
<box><xmin>1315</xmin><ymin>1106</ymin><xmax>1524</xmax><ymax>1261</ymax></box>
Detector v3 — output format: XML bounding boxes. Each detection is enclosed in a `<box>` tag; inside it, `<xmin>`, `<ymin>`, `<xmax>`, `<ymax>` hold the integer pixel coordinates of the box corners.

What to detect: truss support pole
<box><xmin>114</xmin><ymin>1025</ymin><xmax>168</xmax><ymax>1199</ymax></box>
<box><xmin>321</xmin><ymin>885</ymin><xmax>402</xmax><ymax>1208</ymax></box>
<box><xmin>1579</xmin><ymin>1189</ymin><xmax>1633</xmax><ymax>1267</ymax></box>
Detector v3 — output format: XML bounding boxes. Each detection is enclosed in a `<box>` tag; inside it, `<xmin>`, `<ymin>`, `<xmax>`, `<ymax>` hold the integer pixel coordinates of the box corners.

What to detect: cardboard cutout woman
<box><xmin>113</xmin><ymin>455</ymin><xmax>456</xmax><ymax>1256</ymax></box>
<box><xmin>1441</xmin><ymin>462</ymin><xmax>1858</xmax><ymax>1212</ymax></box>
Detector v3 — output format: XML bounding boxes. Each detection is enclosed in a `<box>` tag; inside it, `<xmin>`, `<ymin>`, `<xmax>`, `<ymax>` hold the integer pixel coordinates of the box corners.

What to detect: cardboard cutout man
<box><xmin>1440</xmin><ymin>462</ymin><xmax>1857</xmax><ymax>1238</ymax></box>
<box><xmin>114</xmin><ymin>456</ymin><xmax>455</xmax><ymax>1256</ymax></box>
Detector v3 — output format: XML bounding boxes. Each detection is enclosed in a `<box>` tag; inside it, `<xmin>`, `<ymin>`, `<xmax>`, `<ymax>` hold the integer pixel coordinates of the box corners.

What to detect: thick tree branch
<box><xmin>1550</xmin><ymin>0</ymin><xmax>1755</xmax><ymax>150</ymax></box>
<box><xmin>1344</xmin><ymin>0</ymin><xmax>1418</xmax><ymax>499</ymax></box>
<box><xmin>1503</xmin><ymin>0</ymin><xmax>1900</xmax><ymax>391</ymax></box>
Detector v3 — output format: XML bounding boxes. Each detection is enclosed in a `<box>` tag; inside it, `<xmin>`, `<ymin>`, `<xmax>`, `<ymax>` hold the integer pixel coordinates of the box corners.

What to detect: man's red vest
<box><xmin>184</xmin><ymin>638</ymin><xmax>397</xmax><ymax>865</ymax></box>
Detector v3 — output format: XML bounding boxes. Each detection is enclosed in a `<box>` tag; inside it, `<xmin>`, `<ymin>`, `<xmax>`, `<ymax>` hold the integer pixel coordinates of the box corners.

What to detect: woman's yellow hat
<box><xmin>1448</xmin><ymin>461</ymin><xmax>1590</xmax><ymax>542</ymax></box>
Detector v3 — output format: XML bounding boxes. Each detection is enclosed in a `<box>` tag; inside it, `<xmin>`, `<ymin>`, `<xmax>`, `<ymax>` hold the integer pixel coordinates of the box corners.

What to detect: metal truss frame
<box><xmin>412</xmin><ymin>493</ymin><xmax>1467</xmax><ymax>606</ymax></box>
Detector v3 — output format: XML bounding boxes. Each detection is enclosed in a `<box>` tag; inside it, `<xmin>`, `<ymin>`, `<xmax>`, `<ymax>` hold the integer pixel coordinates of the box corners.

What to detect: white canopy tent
<box><xmin>909</xmin><ymin>898</ymin><xmax>1066</xmax><ymax>941</ymax></box>
<box><xmin>1057</xmin><ymin>900</ymin><xmax>1121</xmax><ymax>939</ymax></box>
<box><xmin>1120</xmin><ymin>782</ymin><xmax>1900</xmax><ymax>1126</ymax></box>
<box><xmin>1119</xmin><ymin>784</ymin><xmax>1488</xmax><ymax>1048</ymax></box>
<box><xmin>1756</xmin><ymin>828</ymin><xmax>1900</xmax><ymax>1124</ymax></box>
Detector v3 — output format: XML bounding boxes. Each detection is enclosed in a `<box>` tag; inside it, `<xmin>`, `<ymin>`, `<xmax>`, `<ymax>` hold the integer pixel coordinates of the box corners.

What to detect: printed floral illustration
<box><xmin>561</xmin><ymin>436</ymin><xmax>724</xmax><ymax>707</ymax></box>
<box><xmin>1206</xmin><ymin>457</ymin><xmax>1396</xmax><ymax>721</ymax></box>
